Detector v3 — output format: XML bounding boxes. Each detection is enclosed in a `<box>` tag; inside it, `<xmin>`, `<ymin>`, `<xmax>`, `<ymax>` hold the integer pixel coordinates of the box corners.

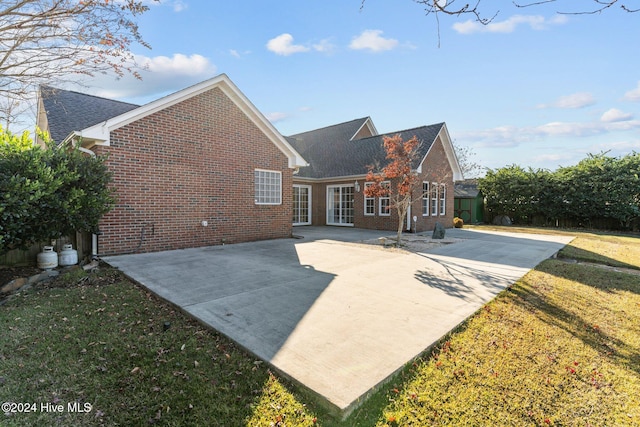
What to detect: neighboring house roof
<box><xmin>454</xmin><ymin>179</ymin><xmax>481</xmax><ymax>198</ymax></box>
<box><xmin>287</xmin><ymin>120</ymin><xmax>463</xmax><ymax>180</ymax></box>
<box><xmin>38</xmin><ymin>74</ymin><xmax>307</xmax><ymax>169</ymax></box>
<box><xmin>39</xmin><ymin>86</ymin><xmax>139</xmax><ymax>144</ymax></box>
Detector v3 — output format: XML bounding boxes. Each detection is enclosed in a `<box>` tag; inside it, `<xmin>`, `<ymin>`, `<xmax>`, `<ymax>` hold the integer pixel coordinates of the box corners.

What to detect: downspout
<box><xmin>74</xmin><ymin>141</ymin><xmax>99</xmax><ymax>259</ymax></box>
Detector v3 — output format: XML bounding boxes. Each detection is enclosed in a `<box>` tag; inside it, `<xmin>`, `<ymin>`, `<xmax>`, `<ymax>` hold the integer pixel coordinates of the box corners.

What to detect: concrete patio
<box><xmin>103</xmin><ymin>226</ymin><xmax>573</xmax><ymax>416</ymax></box>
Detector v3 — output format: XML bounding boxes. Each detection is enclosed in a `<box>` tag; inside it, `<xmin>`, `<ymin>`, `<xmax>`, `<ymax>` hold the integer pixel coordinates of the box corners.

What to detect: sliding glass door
<box><xmin>326</xmin><ymin>185</ymin><xmax>354</xmax><ymax>226</ymax></box>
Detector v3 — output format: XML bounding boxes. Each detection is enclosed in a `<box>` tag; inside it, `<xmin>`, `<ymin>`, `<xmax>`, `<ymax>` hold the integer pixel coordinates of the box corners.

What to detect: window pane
<box><xmin>255</xmin><ymin>169</ymin><xmax>281</xmax><ymax>205</ymax></box>
<box><xmin>422</xmin><ymin>182</ymin><xmax>429</xmax><ymax>215</ymax></box>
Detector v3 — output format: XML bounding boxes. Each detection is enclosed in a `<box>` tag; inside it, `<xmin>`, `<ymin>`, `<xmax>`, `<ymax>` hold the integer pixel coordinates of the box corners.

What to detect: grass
<box><xmin>0</xmin><ymin>267</ymin><xmax>320</xmax><ymax>426</ymax></box>
<box><xmin>1</xmin><ymin>227</ymin><xmax>639</xmax><ymax>426</ymax></box>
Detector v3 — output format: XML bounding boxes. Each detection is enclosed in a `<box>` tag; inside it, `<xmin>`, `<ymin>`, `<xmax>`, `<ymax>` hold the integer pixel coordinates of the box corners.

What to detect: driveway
<box><xmin>103</xmin><ymin>226</ymin><xmax>573</xmax><ymax>416</ymax></box>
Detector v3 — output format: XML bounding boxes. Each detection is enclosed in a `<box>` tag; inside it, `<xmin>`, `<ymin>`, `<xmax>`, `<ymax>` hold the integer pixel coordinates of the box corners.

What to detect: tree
<box><xmin>0</xmin><ymin>0</ymin><xmax>155</xmax><ymax>103</ymax></box>
<box><xmin>453</xmin><ymin>141</ymin><xmax>484</xmax><ymax>178</ymax></box>
<box><xmin>361</xmin><ymin>1</ymin><xmax>638</xmax><ymax>31</ymax></box>
<box><xmin>364</xmin><ymin>134</ymin><xmax>421</xmax><ymax>246</ymax></box>
<box><xmin>478</xmin><ymin>152</ymin><xmax>640</xmax><ymax>229</ymax></box>
<box><xmin>0</xmin><ymin>124</ymin><xmax>34</xmax><ymax>154</ymax></box>
<box><xmin>0</xmin><ymin>128</ymin><xmax>115</xmax><ymax>254</ymax></box>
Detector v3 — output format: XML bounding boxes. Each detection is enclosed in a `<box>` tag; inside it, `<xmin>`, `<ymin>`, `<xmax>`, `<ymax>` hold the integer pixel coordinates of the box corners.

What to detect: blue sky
<box><xmin>73</xmin><ymin>0</ymin><xmax>639</xmax><ymax>174</ymax></box>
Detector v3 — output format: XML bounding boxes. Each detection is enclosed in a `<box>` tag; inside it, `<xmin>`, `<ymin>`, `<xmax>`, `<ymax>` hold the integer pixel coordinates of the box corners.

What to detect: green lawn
<box><xmin>1</xmin><ymin>227</ymin><xmax>639</xmax><ymax>426</ymax></box>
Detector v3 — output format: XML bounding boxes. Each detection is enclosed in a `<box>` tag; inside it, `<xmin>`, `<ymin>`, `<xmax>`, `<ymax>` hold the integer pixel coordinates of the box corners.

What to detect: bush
<box><xmin>0</xmin><ymin>128</ymin><xmax>114</xmax><ymax>254</ymax></box>
<box><xmin>478</xmin><ymin>153</ymin><xmax>640</xmax><ymax>230</ymax></box>
<box><xmin>453</xmin><ymin>217</ymin><xmax>464</xmax><ymax>228</ymax></box>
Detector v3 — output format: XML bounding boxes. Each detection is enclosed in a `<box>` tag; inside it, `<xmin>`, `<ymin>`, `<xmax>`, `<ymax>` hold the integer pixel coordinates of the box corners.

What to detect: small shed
<box><xmin>454</xmin><ymin>179</ymin><xmax>484</xmax><ymax>224</ymax></box>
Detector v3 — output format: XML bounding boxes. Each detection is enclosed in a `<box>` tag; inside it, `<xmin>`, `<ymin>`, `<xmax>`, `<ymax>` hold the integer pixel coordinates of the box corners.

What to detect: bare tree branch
<box><xmin>0</xmin><ymin>0</ymin><xmax>155</xmax><ymax>107</ymax></box>
<box><xmin>514</xmin><ymin>0</ymin><xmax>640</xmax><ymax>14</ymax></box>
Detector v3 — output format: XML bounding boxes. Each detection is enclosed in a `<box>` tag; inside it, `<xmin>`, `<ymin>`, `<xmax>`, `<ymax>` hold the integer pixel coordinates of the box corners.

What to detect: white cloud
<box><xmin>349</xmin><ymin>30</ymin><xmax>398</xmax><ymax>52</ymax></box>
<box><xmin>453</xmin><ymin>14</ymin><xmax>568</xmax><ymax>34</ymax></box>
<box><xmin>266</xmin><ymin>34</ymin><xmax>310</xmax><ymax>56</ymax></box>
<box><xmin>601</xmin><ymin>108</ymin><xmax>634</xmax><ymax>123</ymax></box>
<box><xmin>312</xmin><ymin>38</ymin><xmax>336</xmax><ymax>54</ymax></box>
<box><xmin>624</xmin><ymin>81</ymin><xmax>640</xmax><ymax>101</ymax></box>
<box><xmin>171</xmin><ymin>1</ymin><xmax>187</xmax><ymax>12</ymax></box>
<box><xmin>266</xmin><ymin>112</ymin><xmax>289</xmax><ymax>123</ymax></box>
<box><xmin>461</xmin><ymin>119</ymin><xmax>640</xmax><ymax>148</ymax></box>
<box><xmin>532</xmin><ymin>153</ymin><xmax>574</xmax><ymax>163</ymax></box>
<box><xmin>587</xmin><ymin>139</ymin><xmax>640</xmax><ymax>154</ymax></box>
<box><xmin>537</xmin><ymin>92</ymin><xmax>596</xmax><ymax>109</ymax></box>
<box><xmin>72</xmin><ymin>53</ymin><xmax>217</xmax><ymax>100</ymax></box>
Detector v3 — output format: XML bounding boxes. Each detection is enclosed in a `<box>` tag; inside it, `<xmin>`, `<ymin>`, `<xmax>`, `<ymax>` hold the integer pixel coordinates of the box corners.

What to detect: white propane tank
<box><xmin>58</xmin><ymin>244</ymin><xmax>78</xmax><ymax>266</ymax></box>
<box><xmin>37</xmin><ymin>246</ymin><xmax>58</xmax><ymax>270</ymax></box>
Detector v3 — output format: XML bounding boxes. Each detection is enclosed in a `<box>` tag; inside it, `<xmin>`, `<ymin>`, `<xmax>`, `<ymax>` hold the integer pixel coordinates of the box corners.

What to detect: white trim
<box><xmin>326</xmin><ymin>184</ymin><xmax>355</xmax><ymax>226</ymax></box>
<box><xmin>77</xmin><ymin>74</ymin><xmax>307</xmax><ymax>169</ymax></box>
<box><xmin>415</xmin><ymin>123</ymin><xmax>463</xmax><ymax>181</ymax></box>
<box><xmin>254</xmin><ymin>169</ymin><xmax>282</xmax><ymax>205</ymax></box>
<box><xmin>431</xmin><ymin>182</ymin><xmax>438</xmax><ymax>216</ymax></box>
<box><xmin>439</xmin><ymin>183</ymin><xmax>446</xmax><ymax>216</ymax></box>
<box><xmin>293</xmin><ymin>184</ymin><xmax>312</xmax><ymax>226</ymax></box>
<box><xmin>422</xmin><ymin>181</ymin><xmax>430</xmax><ymax>216</ymax></box>
<box><xmin>350</xmin><ymin>117</ymin><xmax>379</xmax><ymax>140</ymax></box>
<box><xmin>379</xmin><ymin>181</ymin><xmax>391</xmax><ymax>217</ymax></box>
<box><xmin>364</xmin><ymin>182</ymin><xmax>375</xmax><ymax>216</ymax></box>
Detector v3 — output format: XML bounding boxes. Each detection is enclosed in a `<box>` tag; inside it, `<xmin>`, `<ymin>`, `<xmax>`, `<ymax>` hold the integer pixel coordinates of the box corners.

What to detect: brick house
<box><xmin>38</xmin><ymin>75</ymin><xmax>462</xmax><ymax>255</ymax></box>
<box><xmin>287</xmin><ymin>117</ymin><xmax>463</xmax><ymax>233</ymax></box>
<box><xmin>38</xmin><ymin>75</ymin><xmax>306</xmax><ymax>255</ymax></box>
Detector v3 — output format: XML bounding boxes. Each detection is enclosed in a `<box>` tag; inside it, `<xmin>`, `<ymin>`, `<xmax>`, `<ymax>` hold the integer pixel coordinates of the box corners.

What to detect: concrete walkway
<box><xmin>103</xmin><ymin>227</ymin><xmax>573</xmax><ymax>416</ymax></box>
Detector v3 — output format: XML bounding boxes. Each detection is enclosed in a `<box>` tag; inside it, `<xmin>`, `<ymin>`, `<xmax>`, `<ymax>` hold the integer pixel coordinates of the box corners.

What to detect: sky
<box><xmin>65</xmin><ymin>0</ymin><xmax>639</xmax><ymax>174</ymax></box>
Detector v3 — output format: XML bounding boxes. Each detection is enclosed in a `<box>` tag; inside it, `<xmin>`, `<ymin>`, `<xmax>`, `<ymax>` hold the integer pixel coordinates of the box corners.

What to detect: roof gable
<box><xmin>40</xmin><ymin>74</ymin><xmax>306</xmax><ymax>169</ymax></box>
<box><xmin>287</xmin><ymin>117</ymin><xmax>373</xmax><ymax>159</ymax></box>
<box><xmin>39</xmin><ymin>86</ymin><xmax>139</xmax><ymax>144</ymax></box>
<box><xmin>288</xmin><ymin>121</ymin><xmax>461</xmax><ymax>180</ymax></box>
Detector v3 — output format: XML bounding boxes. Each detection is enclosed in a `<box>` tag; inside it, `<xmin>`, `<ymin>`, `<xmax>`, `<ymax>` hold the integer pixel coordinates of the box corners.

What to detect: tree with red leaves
<box><xmin>364</xmin><ymin>134</ymin><xmax>421</xmax><ymax>246</ymax></box>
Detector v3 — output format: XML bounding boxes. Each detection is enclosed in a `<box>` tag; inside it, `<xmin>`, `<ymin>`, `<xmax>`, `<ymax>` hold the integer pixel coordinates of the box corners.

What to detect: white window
<box><xmin>439</xmin><ymin>184</ymin><xmax>446</xmax><ymax>215</ymax></box>
<box><xmin>254</xmin><ymin>169</ymin><xmax>281</xmax><ymax>205</ymax></box>
<box><xmin>422</xmin><ymin>182</ymin><xmax>430</xmax><ymax>216</ymax></box>
<box><xmin>364</xmin><ymin>182</ymin><xmax>375</xmax><ymax>216</ymax></box>
<box><xmin>379</xmin><ymin>181</ymin><xmax>391</xmax><ymax>216</ymax></box>
<box><xmin>430</xmin><ymin>182</ymin><xmax>438</xmax><ymax>216</ymax></box>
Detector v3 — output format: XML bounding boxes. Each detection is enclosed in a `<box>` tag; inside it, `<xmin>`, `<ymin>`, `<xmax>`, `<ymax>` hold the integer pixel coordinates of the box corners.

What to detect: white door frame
<box><xmin>293</xmin><ymin>184</ymin><xmax>312</xmax><ymax>226</ymax></box>
<box><xmin>326</xmin><ymin>184</ymin><xmax>355</xmax><ymax>226</ymax></box>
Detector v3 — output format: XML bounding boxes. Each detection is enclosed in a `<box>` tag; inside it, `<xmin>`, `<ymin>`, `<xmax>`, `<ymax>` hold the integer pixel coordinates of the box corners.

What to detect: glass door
<box><xmin>326</xmin><ymin>185</ymin><xmax>354</xmax><ymax>226</ymax></box>
<box><xmin>293</xmin><ymin>185</ymin><xmax>311</xmax><ymax>225</ymax></box>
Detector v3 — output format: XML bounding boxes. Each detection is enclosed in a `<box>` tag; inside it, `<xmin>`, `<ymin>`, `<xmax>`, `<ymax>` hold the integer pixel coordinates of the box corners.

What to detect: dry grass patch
<box><xmin>374</xmin><ymin>260</ymin><xmax>640</xmax><ymax>426</ymax></box>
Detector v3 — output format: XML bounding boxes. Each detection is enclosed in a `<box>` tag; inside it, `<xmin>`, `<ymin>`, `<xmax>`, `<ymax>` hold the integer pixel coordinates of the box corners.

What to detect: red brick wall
<box><xmin>94</xmin><ymin>87</ymin><xmax>293</xmax><ymax>255</ymax></box>
<box><xmin>293</xmin><ymin>135</ymin><xmax>454</xmax><ymax>232</ymax></box>
<box><xmin>412</xmin><ymin>135</ymin><xmax>455</xmax><ymax>233</ymax></box>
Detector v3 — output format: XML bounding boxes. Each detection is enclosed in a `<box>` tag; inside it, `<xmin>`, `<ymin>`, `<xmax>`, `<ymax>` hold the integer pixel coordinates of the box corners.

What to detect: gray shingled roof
<box><xmin>454</xmin><ymin>179</ymin><xmax>481</xmax><ymax>198</ymax></box>
<box><xmin>40</xmin><ymin>86</ymin><xmax>139</xmax><ymax>144</ymax></box>
<box><xmin>287</xmin><ymin>120</ymin><xmax>445</xmax><ymax>179</ymax></box>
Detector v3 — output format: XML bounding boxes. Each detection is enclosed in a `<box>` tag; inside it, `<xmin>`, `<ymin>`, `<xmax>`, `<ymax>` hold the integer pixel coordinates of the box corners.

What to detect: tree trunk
<box><xmin>396</xmin><ymin>198</ymin><xmax>409</xmax><ymax>246</ymax></box>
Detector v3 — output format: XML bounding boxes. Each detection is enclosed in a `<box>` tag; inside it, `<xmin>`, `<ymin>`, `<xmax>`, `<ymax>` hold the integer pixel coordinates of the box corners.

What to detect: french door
<box><xmin>293</xmin><ymin>185</ymin><xmax>311</xmax><ymax>226</ymax></box>
<box><xmin>326</xmin><ymin>185</ymin><xmax>354</xmax><ymax>226</ymax></box>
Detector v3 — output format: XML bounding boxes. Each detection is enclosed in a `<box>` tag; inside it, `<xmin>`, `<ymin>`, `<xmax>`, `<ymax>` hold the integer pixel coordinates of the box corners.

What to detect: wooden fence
<box><xmin>0</xmin><ymin>232</ymin><xmax>93</xmax><ymax>267</ymax></box>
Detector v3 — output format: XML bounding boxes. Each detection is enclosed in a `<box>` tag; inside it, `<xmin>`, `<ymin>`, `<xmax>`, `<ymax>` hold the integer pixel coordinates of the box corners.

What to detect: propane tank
<box><xmin>37</xmin><ymin>246</ymin><xmax>58</xmax><ymax>270</ymax></box>
<box><xmin>58</xmin><ymin>244</ymin><xmax>78</xmax><ymax>266</ymax></box>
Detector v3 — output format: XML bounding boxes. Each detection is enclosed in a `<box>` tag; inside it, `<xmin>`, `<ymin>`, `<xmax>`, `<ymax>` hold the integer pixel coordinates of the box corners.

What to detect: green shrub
<box><xmin>0</xmin><ymin>128</ymin><xmax>114</xmax><ymax>254</ymax></box>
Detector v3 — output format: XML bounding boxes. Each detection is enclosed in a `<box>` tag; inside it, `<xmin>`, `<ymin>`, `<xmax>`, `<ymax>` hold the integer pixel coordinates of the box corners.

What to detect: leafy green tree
<box><xmin>559</xmin><ymin>152</ymin><xmax>640</xmax><ymax>228</ymax></box>
<box><xmin>0</xmin><ymin>128</ymin><xmax>114</xmax><ymax>254</ymax></box>
<box><xmin>479</xmin><ymin>152</ymin><xmax>640</xmax><ymax>229</ymax></box>
<box><xmin>0</xmin><ymin>125</ymin><xmax>34</xmax><ymax>154</ymax></box>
